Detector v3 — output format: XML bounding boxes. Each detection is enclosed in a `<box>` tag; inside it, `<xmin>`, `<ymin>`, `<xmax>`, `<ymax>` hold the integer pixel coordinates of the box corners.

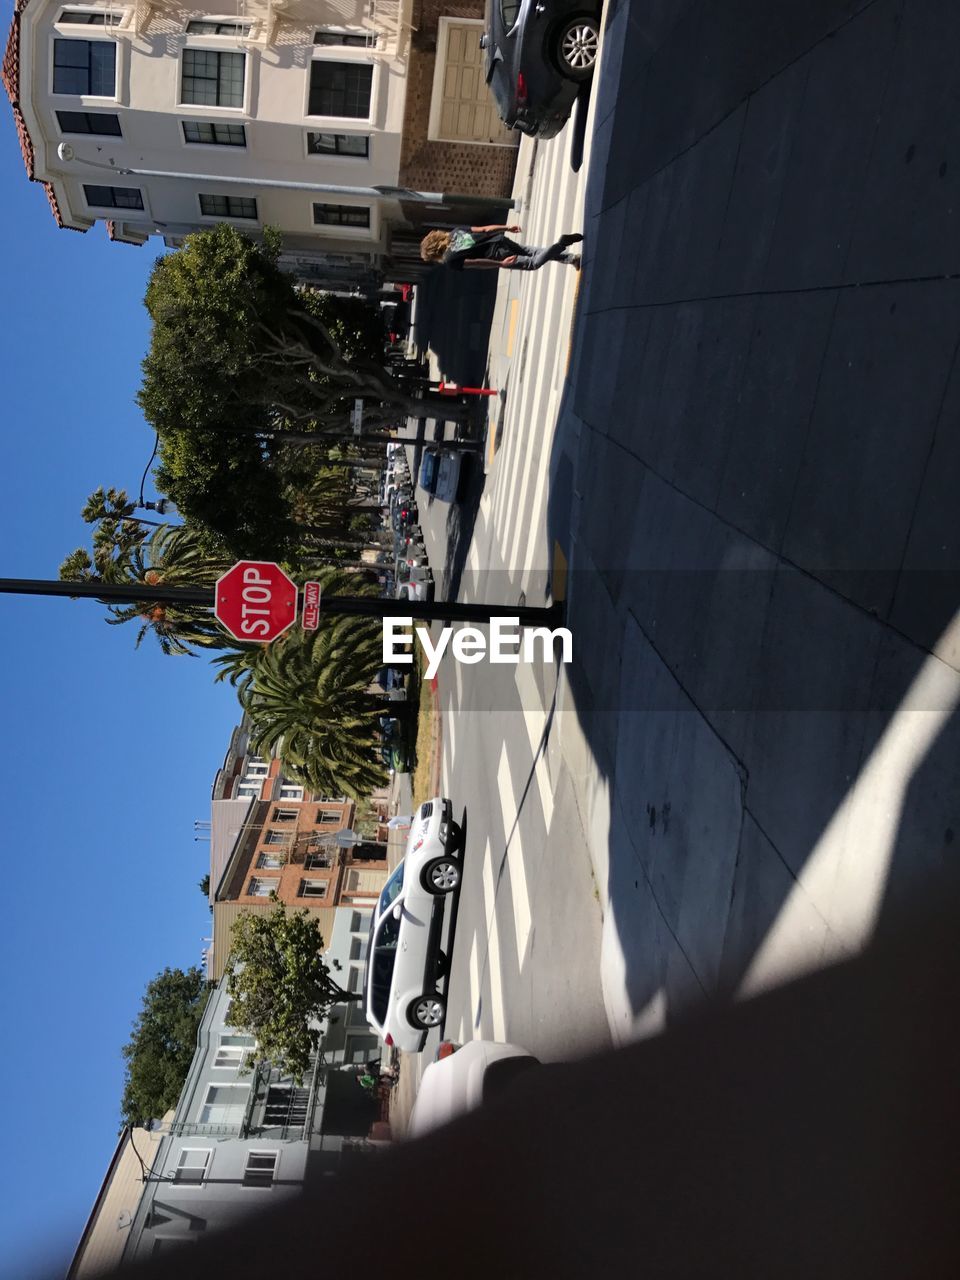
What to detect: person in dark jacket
<box><xmin>420</xmin><ymin>224</ymin><xmax>582</xmax><ymax>271</ymax></box>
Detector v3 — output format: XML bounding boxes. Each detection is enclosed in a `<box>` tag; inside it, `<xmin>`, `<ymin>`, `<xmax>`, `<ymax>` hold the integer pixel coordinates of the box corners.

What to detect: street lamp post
<box><xmin>55</xmin><ymin>144</ymin><xmax>516</xmax><ymax>210</ymax></box>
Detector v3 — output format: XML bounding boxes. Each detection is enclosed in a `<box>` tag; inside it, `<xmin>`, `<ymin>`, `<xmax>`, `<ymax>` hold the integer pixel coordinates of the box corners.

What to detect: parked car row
<box><xmin>419</xmin><ymin>447</ymin><xmax>464</xmax><ymax>504</ymax></box>
<box><xmin>383</xmin><ymin>449</ymin><xmax>435</xmax><ymax>602</ymax></box>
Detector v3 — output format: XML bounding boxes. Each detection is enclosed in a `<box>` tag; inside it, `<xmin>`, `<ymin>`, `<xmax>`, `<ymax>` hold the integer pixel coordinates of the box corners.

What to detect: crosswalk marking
<box><xmin>480</xmin><ymin>838</ymin><xmax>507</xmax><ymax>1039</ymax></box>
<box><xmin>498</xmin><ymin>744</ymin><xmax>533</xmax><ymax>965</ymax></box>
<box><xmin>514</xmin><ymin>660</ymin><xmax>555</xmax><ymax>830</ymax></box>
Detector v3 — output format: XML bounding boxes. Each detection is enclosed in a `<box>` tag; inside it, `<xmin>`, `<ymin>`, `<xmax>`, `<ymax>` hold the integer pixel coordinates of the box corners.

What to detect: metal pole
<box><xmin>0</xmin><ymin>579</ymin><xmax>564</xmax><ymax>628</ymax></box>
<box><xmin>55</xmin><ymin>149</ymin><xmax>516</xmax><ymax>209</ymax></box>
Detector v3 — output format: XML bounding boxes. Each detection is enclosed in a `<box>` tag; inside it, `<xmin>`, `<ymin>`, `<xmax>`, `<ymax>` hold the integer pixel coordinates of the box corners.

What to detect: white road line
<box><xmin>514</xmin><ymin>660</ymin><xmax>555</xmax><ymax>830</ymax></box>
<box><xmin>480</xmin><ymin>838</ymin><xmax>507</xmax><ymax>1040</ymax></box>
<box><xmin>454</xmin><ymin>647</ymin><xmax>464</xmax><ymax>710</ymax></box>
<box><xmin>444</xmin><ymin>700</ymin><xmax>456</xmax><ymax>765</ymax></box>
<box><xmin>513</xmin><ymin>383</ymin><xmax>559</xmax><ymax>576</ymax></box>
<box><xmin>467</xmin><ymin>538</ymin><xmax>480</xmax><ymax>575</ymax></box>
<box><xmin>497</xmin><ymin>743</ymin><xmax>533</xmax><ymax>965</ymax></box>
<box><xmin>468</xmin><ymin>932</ymin><xmax>480</xmax><ymax>1038</ymax></box>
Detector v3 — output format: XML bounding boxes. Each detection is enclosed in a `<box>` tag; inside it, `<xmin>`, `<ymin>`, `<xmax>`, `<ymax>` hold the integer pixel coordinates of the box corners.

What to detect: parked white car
<box><xmin>408</xmin><ymin>1040</ymin><xmax>541</xmax><ymax>1136</ymax></box>
<box><xmin>364</xmin><ymin>798</ymin><xmax>464</xmax><ymax>1052</ymax></box>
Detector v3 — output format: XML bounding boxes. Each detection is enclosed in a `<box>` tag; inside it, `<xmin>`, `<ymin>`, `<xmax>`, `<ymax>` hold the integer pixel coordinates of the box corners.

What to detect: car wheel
<box><xmin>421</xmin><ymin>856</ymin><xmax>461</xmax><ymax>894</ymax></box>
<box><xmin>555</xmin><ymin>14</ymin><xmax>600</xmax><ymax>80</ymax></box>
<box><xmin>409</xmin><ymin>993</ymin><xmax>446</xmax><ymax>1029</ymax></box>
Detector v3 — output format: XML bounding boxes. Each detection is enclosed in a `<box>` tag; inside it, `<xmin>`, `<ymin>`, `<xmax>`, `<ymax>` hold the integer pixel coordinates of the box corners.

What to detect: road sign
<box><xmin>352</xmin><ymin>398</ymin><xmax>363</xmax><ymax>435</ymax></box>
<box><xmin>214</xmin><ymin>561</ymin><xmax>297</xmax><ymax>643</ymax></box>
<box><xmin>302</xmin><ymin>580</ymin><xmax>321</xmax><ymax>631</ymax></box>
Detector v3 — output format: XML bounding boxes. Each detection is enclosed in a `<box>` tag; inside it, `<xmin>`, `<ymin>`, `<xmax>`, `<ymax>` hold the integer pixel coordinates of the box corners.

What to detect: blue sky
<box><xmin>0</xmin><ymin>50</ymin><xmax>240</xmax><ymax>1280</ymax></box>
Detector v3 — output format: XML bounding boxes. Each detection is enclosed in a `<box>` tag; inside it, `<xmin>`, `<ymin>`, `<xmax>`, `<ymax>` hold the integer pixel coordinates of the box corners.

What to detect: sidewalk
<box><xmin>548</xmin><ymin>0</ymin><xmax>960</xmax><ymax>1041</ymax></box>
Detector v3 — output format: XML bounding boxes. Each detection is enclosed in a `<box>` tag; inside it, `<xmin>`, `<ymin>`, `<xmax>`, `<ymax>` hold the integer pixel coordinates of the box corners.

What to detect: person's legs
<box><xmin>501</xmin><ymin>234</ymin><xmax>582</xmax><ymax>270</ymax></box>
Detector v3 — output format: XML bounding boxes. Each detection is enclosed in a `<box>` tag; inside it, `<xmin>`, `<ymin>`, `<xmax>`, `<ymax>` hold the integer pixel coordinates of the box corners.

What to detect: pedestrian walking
<box><xmin>420</xmin><ymin>224</ymin><xmax>582</xmax><ymax>272</ymax></box>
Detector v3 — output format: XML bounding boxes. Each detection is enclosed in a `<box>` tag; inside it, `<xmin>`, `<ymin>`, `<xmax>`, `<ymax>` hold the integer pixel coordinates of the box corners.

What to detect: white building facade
<box><xmin>3</xmin><ymin>0</ymin><xmax>517</xmax><ymax>284</ymax></box>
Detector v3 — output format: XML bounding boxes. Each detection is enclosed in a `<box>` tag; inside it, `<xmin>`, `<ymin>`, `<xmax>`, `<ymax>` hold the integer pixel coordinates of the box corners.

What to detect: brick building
<box><xmin>207</xmin><ymin>721</ymin><xmax>389</xmax><ymax>981</ymax></box>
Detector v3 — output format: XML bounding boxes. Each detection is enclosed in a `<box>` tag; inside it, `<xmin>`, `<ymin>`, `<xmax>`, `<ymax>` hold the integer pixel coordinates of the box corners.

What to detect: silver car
<box><xmin>364</xmin><ymin>798</ymin><xmax>464</xmax><ymax>1052</ymax></box>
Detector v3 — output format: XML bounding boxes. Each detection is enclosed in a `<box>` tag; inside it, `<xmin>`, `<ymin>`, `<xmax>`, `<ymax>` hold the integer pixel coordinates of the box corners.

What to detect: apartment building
<box><xmin>3</xmin><ymin>0</ymin><xmax>517</xmax><ymax>286</ymax></box>
<box><xmin>117</xmin><ymin>973</ymin><xmax>382</xmax><ymax>1263</ymax></box>
<box><xmin>206</xmin><ymin>721</ymin><xmax>388</xmax><ymax>981</ymax></box>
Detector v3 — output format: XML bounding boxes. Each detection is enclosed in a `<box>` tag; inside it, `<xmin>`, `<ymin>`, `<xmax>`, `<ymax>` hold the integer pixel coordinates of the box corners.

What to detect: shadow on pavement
<box><xmin>545</xmin><ymin>0</ymin><xmax>960</xmax><ymax>1033</ymax></box>
<box><xmin>412</xmin><ymin>265</ymin><xmax>498</xmax><ymax>388</ymax></box>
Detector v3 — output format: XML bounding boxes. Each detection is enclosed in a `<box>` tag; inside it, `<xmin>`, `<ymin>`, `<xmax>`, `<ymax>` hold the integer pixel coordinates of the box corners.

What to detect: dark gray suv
<box><xmin>481</xmin><ymin>0</ymin><xmax>601</xmax><ymax>139</ymax></box>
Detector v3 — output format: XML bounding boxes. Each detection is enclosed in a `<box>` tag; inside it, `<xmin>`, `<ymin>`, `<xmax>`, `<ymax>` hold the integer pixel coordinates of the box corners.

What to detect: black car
<box><xmin>481</xmin><ymin>0</ymin><xmax>601</xmax><ymax>139</ymax></box>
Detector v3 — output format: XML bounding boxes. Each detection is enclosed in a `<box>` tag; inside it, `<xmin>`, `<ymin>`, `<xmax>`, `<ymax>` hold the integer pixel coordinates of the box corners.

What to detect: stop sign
<box><xmin>215</xmin><ymin>561</ymin><xmax>298</xmax><ymax>643</ymax></box>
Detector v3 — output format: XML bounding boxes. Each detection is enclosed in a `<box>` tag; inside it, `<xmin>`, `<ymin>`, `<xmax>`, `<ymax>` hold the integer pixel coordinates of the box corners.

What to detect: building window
<box><xmin>313</xmin><ymin>30</ymin><xmax>377</xmax><ymax>47</ymax></box>
<box><xmin>53</xmin><ymin>39</ymin><xmax>116</xmax><ymax>95</ymax></box>
<box><xmin>199</xmin><ymin>193</ymin><xmax>257</xmax><ymax>219</ymax></box>
<box><xmin>197</xmin><ymin>1084</ymin><xmax>248</xmax><ymax>1126</ymax></box>
<box><xmin>186</xmin><ymin>19</ymin><xmax>251</xmax><ymax>36</ymax></box>
<box><xmin>303</xmin><ymin>852</ymin><xmax>332</xmax><ymax>871</ymax></box>
<box><xmin>312</xmin><ymin>203</ymin><xmax>370</xmax><ymax>228</ymax></box>
<box><xmin>349</xmin><ymin>911</ymin><xmax>363</xmax><ymax>932</ymax></box>
<box><xmin>272</xmin><ymin>808</ymin><xmax>297</xmax><ymax>822</ymax></box>
<box><xmin>58</xmin><ymin>10</ymin><xmax>122</xmax><ymax>26</ymax></box>
<box><xmin>83</xmin><ymin>184</ymin><xmax>143</xmax><ymax>209</ymax></box>
<box><xmin>182</xmin><ymin>119</ymin><xmax>246</xmax><ymax>146</ymax></box>
<box><xmin>247</xmin><ymin>876</ymin><xmax>277</xmax><ymax>897</ymax></box>
<box><xmin>181</xmin><ymin>48</ymin><xmax>244</xmax><ymax>107</ymax></box>
<box><xmin>256</xmin><ymin>852</ymin><xmax>283</xmax><ymax>869</ymax></box>
<box><xmin>307</xmin><ymin>61</ymin><xmax>373</xmax><ymax>118</ymax></box>
<box><xmin>264</xmin><ymin>829</ymin><xmax>291</xmax><ymax>846</ymax></box>
<box><xmin>236</xmin><ymin>783</ymin><xmax>261</xmax><ymax>799</ymax></box>
<box><xmin>349</xmin><ymin>936</ymin><xmax>368</xmax><ymax>961</ymax></box>
<box><xmin>306</xmin><ymin>130</ymin><xmax>369</xmax><ymax>158</ymax></box>
<box><xmin>297</xmin><ymin>878</ymin><xmax>328</xmax><ymax>899</ymax></box>
<box><xmin>173</xmin><ymin>1149</ymin><xmax>211</xmax><ymax>1184</ymax></box>
<box><xmin>213</xmin><ymin>1035</ymin><xmax>254</xmax><ymax>1069</ymax></box>
<box><xmin>316</xmin><ymin>809</ymin><xmax>342</xmax><ymax>824</ymax></box>
<box><xmin>243</xmin><ymin>1150</ymin><xmax>278</xmax><ymax>1187</ymax></box>
<box><xmin>245</xmin><ymin>762</ymin><xmax>269</xmax><ymax>777</ymax></box>
<box><xmin>347</xmin><ymin>965</ymin><xmax>361</xmax><ymax>991</ymax></box>
<box><xmin>56</xmin><ymin>108</ymin><xmax>121</xmax><ymax>134</ymax></box>
<box><xmin>279</xmin><ymin>784</ymin><xmax>304</xmax><ymax>800</ymax></box>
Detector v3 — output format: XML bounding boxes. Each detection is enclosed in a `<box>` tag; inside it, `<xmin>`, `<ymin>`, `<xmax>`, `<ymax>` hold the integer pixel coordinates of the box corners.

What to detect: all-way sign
<box><xmin>302</xmin><ymin>580</ymin><xmax>321</xmax><ymax>630</ymax></box>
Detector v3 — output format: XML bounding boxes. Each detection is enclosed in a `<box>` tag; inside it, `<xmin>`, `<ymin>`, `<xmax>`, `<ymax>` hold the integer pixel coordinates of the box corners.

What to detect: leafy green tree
<box><xmin>199</xmin><ymin>874</ymin><xmax>210</xmax><ymax>896</ymax></box>
<box><xmin>138</xmin><ymin>224</ymin><xmax>465</xmax><ymax>552</ymax></box>
<box><xmin>227</xmin><ymin>903</ymin><xmax>362</xmax><ymax>1082</ymax></box>
<box><xmin>120</xmin><ymin>967</ymin><xmax>210</xmax><ymax>1127</ymax></box>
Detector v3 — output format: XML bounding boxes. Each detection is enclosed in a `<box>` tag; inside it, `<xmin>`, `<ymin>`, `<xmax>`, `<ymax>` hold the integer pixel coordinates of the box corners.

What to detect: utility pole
<box><xmin>0</xmin><ymin>578</ymin><xmax>565</xmax><ymax>628</ymax></box>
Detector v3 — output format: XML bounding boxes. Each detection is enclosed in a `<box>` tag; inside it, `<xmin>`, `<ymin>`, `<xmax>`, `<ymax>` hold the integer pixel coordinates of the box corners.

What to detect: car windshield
<box><xmin>378</xmin><ymin>862</ymin><xmax>404</xmax><ymax>915</ymax></box>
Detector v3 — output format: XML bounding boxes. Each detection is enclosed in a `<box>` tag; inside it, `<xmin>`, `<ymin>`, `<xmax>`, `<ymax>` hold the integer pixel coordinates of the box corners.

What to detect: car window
<box><xmin>500</xmin><ymin>0</ymin><xmax>521</xmax><ymax>29</ymax></box>
<box><xmin>378</xmin><ymin>863</ymin><xmax>405</xmax><ymax>915</ymax></box>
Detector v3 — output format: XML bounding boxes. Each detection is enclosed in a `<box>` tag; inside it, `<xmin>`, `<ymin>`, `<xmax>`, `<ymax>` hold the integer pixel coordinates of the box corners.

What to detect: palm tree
<box><xmin>215</xmin><ymin>574</ymin><xmax>388</xmax><ymax>797</ymax></box>
<box><xmin>61</xmin><ymin>522</ymin><xmax>239</xmax><ymax>656</ymax></box>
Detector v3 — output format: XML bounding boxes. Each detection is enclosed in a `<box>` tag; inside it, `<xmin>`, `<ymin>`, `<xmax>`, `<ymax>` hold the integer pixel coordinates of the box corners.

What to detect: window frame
<box><xmin>304</xmin><ymin>57</ymin><xmax>376</xmax><ymax>124</ymax></box>
<box><xmin>51</xmin><ymin>35</ymin><xmax>118</xmax><ymax>99</ymax></box>
<box><xmin>198</xmin><ymin>192</ymin><xmax>259</xmax><ymax>222</ymax></box>
<box><xmin>246</xmin><ymin>875</ymin><xmax>279</xmax><ymax>898</ymax></box>
<box><xmin>57</xmin><ymin>8</ymin><xmax>124</xmax><ymax>27</ymax></box>
<box><xmin>305</xmin><ymin>129</ymin><xmax>371</xmax><ymax>160</ymax></box>
<box><xmin>313</xmin><ymin>29</ymin><xmax>377</xmax><ymax>48</ymax></box>
<box><xmin>173</xmin><ymin>1148</ymin><xmax>212</xmax><ymax>1185</ymax></box>
<box><xmin>196</xmin><ymin>1083</ymin><xmax>249</xmax><ymax>1126</ymax></box>
<box><xmin>56</xmin><ymin>108</ymin><xmax>122</xmax><ymax>135</ymax></box>
<box><xmin>297</xmin><ymin>878</ymin><xmax>329</xmax><ymax>899</ymax></box>
<box><xmin>242</xmin><ymin>1149</ymin><xmax>280</xmax><ymax>1188</ymax></box>
<box><xmin>179</xmin><ymin>46</ymin><xmax>248</xmax><ymax>113</ymax></box>
<box><xmin>312</xmin><ymin>201</ymin><xmax>372</xmax><ymax>231</ymax></box>
<box><xmin>185</xmin><ymin>18</ymin><xmax>252</xmax><ymax>38</ymax></box>
<box><xmin>82</xmin><ymin>182</ymin><xmax>144</xmax><ymax>211</ymax></box>
<box><xmin>181</xmin><ymin>119</ymin><xmax>246</xmax><ymax>147</ymax></box>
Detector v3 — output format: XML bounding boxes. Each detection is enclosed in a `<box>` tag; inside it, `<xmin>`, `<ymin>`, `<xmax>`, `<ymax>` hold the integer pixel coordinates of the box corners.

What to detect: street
<box><xmin>401</xmin><ymin>0</ymin><xmax>960</xmax><ymax>1102</ymax></box>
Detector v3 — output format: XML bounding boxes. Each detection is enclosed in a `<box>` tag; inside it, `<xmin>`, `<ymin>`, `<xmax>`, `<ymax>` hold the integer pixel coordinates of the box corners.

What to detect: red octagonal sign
<box><xmin>215</xmin><ymin>561</ymin><xmax>298</xmax><ymax>643</ymax></box>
